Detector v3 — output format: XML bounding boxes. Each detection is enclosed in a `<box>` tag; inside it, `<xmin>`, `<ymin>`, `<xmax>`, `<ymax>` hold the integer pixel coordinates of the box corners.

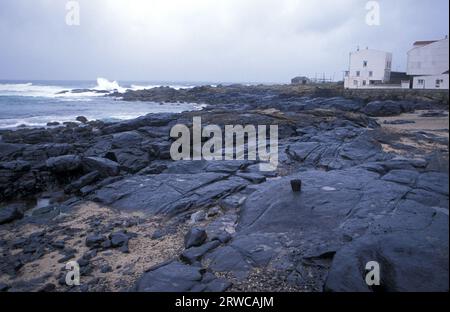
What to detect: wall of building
<box><xmin>344</xmin><ymin>49</ymin><xmax>392</xmax><ymax>89</ymax></box>
<box><xmin>407</xmin><ymin>38</ymin><xmax>449</xmax><ymax>76</ymax></box>
<box><xmin>401</xmin><ymin>81</ymin><xmax>410</xmax><ymax>89</ymax></box>
<box><xmin>412</xmin><ymin>74</ymin><xmax>449</xmax><ymax>90</ymax></box>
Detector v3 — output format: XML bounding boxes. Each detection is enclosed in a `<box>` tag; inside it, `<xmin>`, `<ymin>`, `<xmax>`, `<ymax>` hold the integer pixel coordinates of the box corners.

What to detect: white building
<box><xmin>344</xmin><ymin>48</ymin><xmax>392</xmax><ymax>89</ymax></box>
<box><xmin>407</xmin><ymin>37</ymin><xmax>449</xmax><ymax>89</ymax></box>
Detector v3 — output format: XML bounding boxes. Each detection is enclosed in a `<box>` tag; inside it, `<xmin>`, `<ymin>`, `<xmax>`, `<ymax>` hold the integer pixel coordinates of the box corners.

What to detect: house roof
<box><xmin>413</xmin><ymin>40</ymin><xmax>438</xmax><ymax>47</ymax></box>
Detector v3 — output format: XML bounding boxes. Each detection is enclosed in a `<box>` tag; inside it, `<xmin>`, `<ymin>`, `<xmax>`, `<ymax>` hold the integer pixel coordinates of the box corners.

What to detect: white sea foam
<box><xmin>0</xmin><ymin>78</ymin><xmax>124</xmax><ymax>98</ymax></box>
<box><xmin>0</xmin><ymin>78</ymin><xmax>197</xmax><ymax>98</ymax></box>
<box><xmin>0</xmin><ymin>83</ymin><xmax>66</xmax><ymax>97</ymax></box>
<box><xmin>94</xmin><ymin>77</ymin><xmax>127</xmax><ymax>93</ymax></box>
<box><xmin>0</xmin><ymin>116</ymin><xmax>78</xmax><ymax>129</ymax></box>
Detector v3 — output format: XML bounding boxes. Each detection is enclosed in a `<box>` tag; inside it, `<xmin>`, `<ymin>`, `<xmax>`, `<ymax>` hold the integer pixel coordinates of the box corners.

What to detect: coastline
<box><xmin>0</xmin><ymin>86</ymin><xmax>448</xmax><ymax>292</ymax></box>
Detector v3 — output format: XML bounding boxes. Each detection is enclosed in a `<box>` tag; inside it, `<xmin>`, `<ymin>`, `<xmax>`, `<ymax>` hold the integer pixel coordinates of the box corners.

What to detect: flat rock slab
<box><xmin>325</xmin><ymin>200</ymin><xmax>449</xmax><ymax>292</ymax></box>
<box><xmin>93</xmin><ymin>172</ymin><xmax>248</xmax><ymax>215</ymax></box>
<box><xmin>203</xmin><ymin>165</ymin><xmax>449</xmax><ymax>291</ymax></box>
<box><xmin>135</xmin><ymin>261</ymin><xmax>203</xmax><ymax>292</ymax></box>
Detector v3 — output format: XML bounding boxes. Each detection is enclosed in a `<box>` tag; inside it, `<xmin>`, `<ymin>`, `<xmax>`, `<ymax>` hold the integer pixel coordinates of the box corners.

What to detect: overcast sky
<box><xmin>0</xmin><ymin>0</ymin><xmax>448</xmax><ymax>83</ymax></box>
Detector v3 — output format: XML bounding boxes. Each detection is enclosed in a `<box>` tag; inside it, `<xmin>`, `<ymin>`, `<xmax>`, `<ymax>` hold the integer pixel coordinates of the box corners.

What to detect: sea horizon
<box><xmin>0</xmin><ymin>78</ymin><xmax>210</xmax><ymax>129</ymax></box>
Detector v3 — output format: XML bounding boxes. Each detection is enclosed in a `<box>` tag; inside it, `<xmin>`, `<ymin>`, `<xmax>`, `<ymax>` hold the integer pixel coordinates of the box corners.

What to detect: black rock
<box><xmin>111</xmin><ymin>131</ymin><xmax>143</xmax><ymax>148</ymax></box>
<box><xmin>134</xmin><ymin>261</ymin><xmax>202</xmax><ymax>292</ymax></box>
<box><xmin>38</xmin><ymin>283</ymin><xmax>56</xmax><ymax>292</ymax></box>
<box><xmin>101</xmin><ymin>239</ymin><xmax>112</xmax><ymax>249</ymax></box>
<box><xmin>151</xmin><ymin>229</ymin><xmax>168</xmax><ymax>239</ymax></box>
<box><xmin>0</xmin><ymin>282</ymin><xmax>9</xmax><ymax>292</ymax></box>
<box><xmin>63</xmin><ymin>121</ymin><xmax>79</xmax><ymax>128</ymax></box>
<box><xmin>101</xmin><ymin>265</ymin><xmax>113</xmax><ymax>273</ymax></box>
<box><xmin>51</xmin><ymin>240</ymin><xmax>65</xmax><ymax>249</ymax></box>
<box><xmin>58</xmin><ymin>253</ymin><xmax>75</xmax><ymax>263</ymax></box>
<box><xmin>76</xmin><ymin>116</ymin><xmax>88</xmax><ymax>124</ymax></box>
<box><xmin>184</xmin><ymin>228</ymin><xmax>207</xmax><ymax>249</ymax></box>
<box><xmin>93</xmin><ymin>172</ymin><xmax>247</xmax><ymax>214</ymax></box>
<box><xmin>46</xmin><ymin>155</ymin><xmax>82</xmax><ymax>173</ymax></box>
<box><xmin>83</xmin><ymin>250</ymin><xmax>98</xmax><ymax>260</ymax></box>
<box><xmin>211</xmin><ymin>232</ymin><xmax>232</xmax><ymax>244</ymax></box>
<box><xmin>0</xmin><ymin>204</ymin><xmax>24</xmax><ymax>225</ymax></box>
<box><xmin>119</xmin><ymin>244</ymin><xmax>129</xmax><ymax>254</ymax></box>
<box><xmin>85</xmin><ymin>234</ymin><xmax>107</xmax><ymax>248</ymax></box>
<box><xmin>109</xmin><ymin>231</ymin><xmax>129</xmax><ymax>248</ymax></box>
<box><xmin>107</xmin><ymin>231</ymin><xmax>130</xmax><ymax>253</ymax></box>
<box><xmin>78</xmin><ymin>258</ymin><xmax>89</xmax><ymax>267</ymax></box>
<box><xmin>0</xmin><ymin>160</ymin><xmax>31</xmax><ymax>171</ymax></box>
<box><xmin>31</xmin><ymin>205</ymin><xmax>56</xmax><ymax>216</ymax></box>
<box><xmin>383</xmin><ymin>120</ymin><xmax>415</xmax><ymax>125</ymax></box>
<box><xmin>80</xmin><ymin>264</ymin><xmax>93</xmax><ymax>276</ymax></box>
<box><xmin>82</xmin><ymin>157</ymin><xmax>120</xmax><ymax>177</ymax></box>
<box><xmin>65</xmin><ymin>171</ymin><xmax>100</xmax><ymax>194</ymax></box>
<box><xmin>419</xmin><ymin>111</ymin><xmax>448</xmax><ymax>118</ymax></box>
<box><xmin>180</xmin><ymin>240</ymin><xmax>221</xmax><ymax>264</ymax></box>
<box><xmin>362</xmin><ymin>100</ymin><xmax>404</xmax><ymax>117</ymax></box>
<box><xmin>204</xmin><ymin>278</ymin><xmax>232</xmax><ymax>292</ymax></box>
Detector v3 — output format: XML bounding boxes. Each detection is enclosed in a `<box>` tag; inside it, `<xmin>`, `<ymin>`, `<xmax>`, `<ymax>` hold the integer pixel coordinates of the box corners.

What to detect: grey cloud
<box><xmin>0</xmin><ymin>0</ymin><xmax>448</xmax><ymax>82</ymax></box>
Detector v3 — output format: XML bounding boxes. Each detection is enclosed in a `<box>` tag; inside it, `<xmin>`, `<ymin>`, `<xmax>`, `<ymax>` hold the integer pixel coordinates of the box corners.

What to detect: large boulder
<box><xmin>111</xmin><ymin>131</ymin><xmax>143</xmax><ymax>149</ymax></box>
<box><xmin>65</xmin><ymin>171</ymin><xmax>100</xmax><ymax>194</ymax></box>
<box><xmin>82</xmin><ymin>157</ymin><xmax>120</xmax><ymax>177</ymax></box>
<box><xmin>46</xmin><ymin>155</ymin><xmax>82</xmax><ymax>173</ymax></box>
<box><xmin>107</xmin><ymin>149</ymin><xmax>149</xmax><ymax>173</ymax></box>
<box><xmin>184</xmin><ymin>228</ymin><xmax>207</xmax><ymax>248</ymax></box>
<box><xmin>0</xmin><ymin>204</ymin><xmax>24</xmax><ymax>225</ymax></box>
<box><xmin>362</xmin><ymin>101</ymin><xmax>404</xmax><ymax>117</ymax></box>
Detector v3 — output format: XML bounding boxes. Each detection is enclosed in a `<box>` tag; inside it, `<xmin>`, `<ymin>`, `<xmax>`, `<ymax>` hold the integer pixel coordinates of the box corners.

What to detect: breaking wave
<box><xmin>0</xmin><ymin>78</ymin><xmax>197</xmax><ymax>98</ymax></box>
<box><xmin>94</xmin><ymin>77</ymin><xmax>126</xmax><ymax>93</ymax></box>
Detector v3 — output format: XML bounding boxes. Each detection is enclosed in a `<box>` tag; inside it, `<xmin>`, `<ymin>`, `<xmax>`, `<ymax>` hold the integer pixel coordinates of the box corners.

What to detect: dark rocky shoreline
<box><xmin>0</xmin><ymin>85</ymin><xmax>448</xmax><ymax>292</ymax></box>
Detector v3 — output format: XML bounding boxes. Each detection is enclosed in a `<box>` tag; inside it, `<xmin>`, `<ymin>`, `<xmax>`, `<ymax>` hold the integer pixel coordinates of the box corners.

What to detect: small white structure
<box><xmin>407</xmin><ymin>37</ymin><xmax>449</xmax><ymax>89</ymax></box>
<box><xmin>344</xmin><ymin>48</ymin><xmax>392</xmax><ymax>89</ymax></box>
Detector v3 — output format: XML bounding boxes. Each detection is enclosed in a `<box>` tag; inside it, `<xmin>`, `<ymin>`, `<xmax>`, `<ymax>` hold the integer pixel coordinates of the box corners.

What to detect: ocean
<box><xmin>0</xmin><ymin>78</ymin><xmax>206</xmax><ymax>129</ymax></box>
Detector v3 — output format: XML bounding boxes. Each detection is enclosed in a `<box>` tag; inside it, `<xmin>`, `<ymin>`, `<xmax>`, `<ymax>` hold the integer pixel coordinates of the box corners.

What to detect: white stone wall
<box><xmin>412</xmin><ymin>74</ymin><xmax>449</xmax><ymax>90</ymax></box>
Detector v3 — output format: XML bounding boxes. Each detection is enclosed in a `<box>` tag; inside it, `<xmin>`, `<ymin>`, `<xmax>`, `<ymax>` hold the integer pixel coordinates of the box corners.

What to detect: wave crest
<box><xmin>94</xmin><ymin>77</ymin><xmax>125</xmax><ymax>92</ymax></box>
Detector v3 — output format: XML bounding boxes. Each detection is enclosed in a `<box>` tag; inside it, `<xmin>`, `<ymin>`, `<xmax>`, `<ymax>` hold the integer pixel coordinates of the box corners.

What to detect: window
<box><xmin>362</xmin><ymin>80</ymin><xmax>367</xmax><ymax>86</ymax></box>
<box><xmin>418</xmin><ymin>79</ymin><xmax>425</xmax><ymax>85</ymax></box>
<box><xmin>363</xmin><ymin>61</ymin><xmax>368</xmax><ymax>67</ymax></box>
<box><xmin>345</xmin><ymin>71</ymin><xmax>349</xmax><ymax>77</ymax></box>
<box><xmin>369</xmin><ymin>71</ymin><xmax>373</xmax><ymax>77</ymax></box>
<box><xmin>356</xmin><ymin>71</ymin><xmax>360</xmax><ymax>77</ymax></box>
<box><xmin>386</xmin><ymin>61</ymin><xmax>391</xmax><ymax>69</ymax></box>
<box><xmin>353</xmin><ymin>80</ymin><xmax>358</xmax><ymax>86</ymax></box>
